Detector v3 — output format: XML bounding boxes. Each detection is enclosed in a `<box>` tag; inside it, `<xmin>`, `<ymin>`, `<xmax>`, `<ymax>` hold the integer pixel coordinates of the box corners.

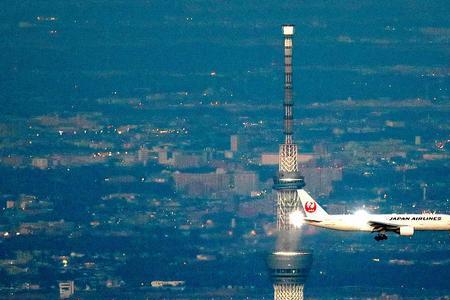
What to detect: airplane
<box><xmin>296</xmin><ymin>189</ymin><xmax>450</xmax><ymax>241</ymax></box>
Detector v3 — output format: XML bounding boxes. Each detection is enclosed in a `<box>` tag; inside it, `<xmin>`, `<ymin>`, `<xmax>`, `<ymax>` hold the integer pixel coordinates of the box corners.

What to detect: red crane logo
<box><xmin>305</xmin><ymin>201</ymin><xmax>317</xmax><ymax>213</ymax></box>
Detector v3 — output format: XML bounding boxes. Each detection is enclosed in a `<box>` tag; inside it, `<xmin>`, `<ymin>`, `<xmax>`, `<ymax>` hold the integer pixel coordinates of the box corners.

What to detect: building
<box><xmin>156</xmin><ymin>147</ymin><xmax>174</xmax><ymax>165</ymax></box>
<box><xmin>230</xmin><ymin>134</ymin><xmax>239</xmax><ymax>152</ymax></box>
<box><xmin>6</xmin><ymin>200</ymin><xmax>15</xmax><ymax>209</ymax></box>
<box><xmin>31</xmin><ymin>158</ymin><xmax>48</xmax><ymax>169</ymax></box>
<box><xmin>59</xmin><ymin>281</ymin><xmax>74</xmax><ymax>299</ymax></box>
<box><xmin>173</xmin><ymin>169</ymin><xmax>260</xmax><ymax>198</ymax></box>
<box><xmin>302</xmin><ymin>167</ymin><xmax>342</xmax><ymax>197</ymax></box>
<box><xmin>137</xmin><ymin>146</ymin><xmax>150</xmax><ymax>165</ymax></box>
<box><xmin>230</xmin><ymin>134</ymin><xmax>248</xmax><ymax>153</ymax></box>
<box><xmin>173</xmin><ymin>151</ymin><xmax>206</xmax><ymax>169</ymax></box>
<box><xmin>173</xmin><ymin>170</ymin><xmax>231</xmax><ymax>198</ymax></box>
<box><xmin>415</xmin><ymin>136</ymin><xmax>421</xmax><ymax>145</ymax></box>
<box><xmin>233</xmin><ymin>171</ymin><xmax>259</xmax><ymax>196</ymax></box>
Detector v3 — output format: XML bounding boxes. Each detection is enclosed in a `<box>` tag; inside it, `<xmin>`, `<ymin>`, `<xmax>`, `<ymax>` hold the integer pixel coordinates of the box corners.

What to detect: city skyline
<box><xmin>0</xmin><ymin>1</ymin><xmax>449</xmax><ymax>299</ymax></box>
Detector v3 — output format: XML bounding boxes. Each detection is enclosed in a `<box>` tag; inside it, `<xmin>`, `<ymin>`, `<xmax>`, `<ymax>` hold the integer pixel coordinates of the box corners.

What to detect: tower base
<box><xmin>274</xmin><ymin>283</ymin><xmax>304</xmax><ymax>300</ymax></box>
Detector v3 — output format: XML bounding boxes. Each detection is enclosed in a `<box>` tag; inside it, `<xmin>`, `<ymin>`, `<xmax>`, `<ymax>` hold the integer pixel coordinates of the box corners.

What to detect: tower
<box><xmin>273</xmin><ymin>25</ymin><xmax>305</xmax><ymax>232</ymax></box>
<box><xmin>267</xmin><ymin>25</ymin><xmax>312</xmax><ymax>300</ymax></box>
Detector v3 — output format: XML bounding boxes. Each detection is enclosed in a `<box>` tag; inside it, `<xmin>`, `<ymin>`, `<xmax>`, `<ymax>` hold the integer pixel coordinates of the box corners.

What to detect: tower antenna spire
<box><xmin>283</xmin><ymin>24</ymin><xmax>295</xmax><ymax>145</ymax></box>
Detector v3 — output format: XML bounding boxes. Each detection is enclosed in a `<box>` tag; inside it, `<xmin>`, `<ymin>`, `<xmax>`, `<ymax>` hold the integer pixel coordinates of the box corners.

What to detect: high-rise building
<box><xmin>230</xmin><ymin>134</ymin><xmax>248</xmax><ymax>153</ymax></box>
<box><xmin>137</xmin><ymin>146</ymin><xmax>150</xmax><ymax>165</ymax></box>
<box><xmin>230</xmin><ymin>134</ymin><xmax>239</xmax><ymax>152</ymax></box>
<box><xmin>267</xmin><ymin>25</ymin><xmax>312</xmax><ymax>300</ymax></box>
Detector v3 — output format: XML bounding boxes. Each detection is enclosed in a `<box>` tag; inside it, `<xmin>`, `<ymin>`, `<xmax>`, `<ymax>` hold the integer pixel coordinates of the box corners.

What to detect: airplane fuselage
<box><xmin>305</xmin><ymin>214</ymin><xmax>450</xmax><ymax>232</ymax></box>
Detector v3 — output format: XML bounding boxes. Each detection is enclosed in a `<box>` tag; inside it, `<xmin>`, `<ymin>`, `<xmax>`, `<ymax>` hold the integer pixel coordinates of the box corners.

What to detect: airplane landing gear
<box><xmin>374</xmin><ymin>234</ymin><xmax>388</xmax><ymax>241</ymax></box>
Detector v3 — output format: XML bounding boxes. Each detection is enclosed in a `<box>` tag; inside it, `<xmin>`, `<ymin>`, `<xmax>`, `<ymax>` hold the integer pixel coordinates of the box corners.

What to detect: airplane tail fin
<box><xmin>297</xmin><ymin>189</ymin><xmax>329</xmax><ymax>221</ymax></box>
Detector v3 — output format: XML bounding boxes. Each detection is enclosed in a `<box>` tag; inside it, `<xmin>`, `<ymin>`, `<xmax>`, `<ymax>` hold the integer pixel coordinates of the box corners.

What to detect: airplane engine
<box><xmin>399</xmin><ymin>226</ymin><xmax>414</xmax><ymax>236</ymax></box>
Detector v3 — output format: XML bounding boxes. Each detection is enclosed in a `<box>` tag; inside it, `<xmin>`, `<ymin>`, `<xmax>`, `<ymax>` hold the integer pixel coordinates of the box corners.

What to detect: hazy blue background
<box><xmin>1</xmin><ymin>1</ymin><xmax>449</xmax><ymax>116</ymax></box>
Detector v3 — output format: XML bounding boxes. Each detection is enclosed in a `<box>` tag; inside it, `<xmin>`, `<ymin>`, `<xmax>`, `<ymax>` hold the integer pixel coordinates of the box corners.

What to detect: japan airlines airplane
<box><xmin>297</xmin><ymin>189</ymin><xmax>450</xmax><ymax>241</ymax></box>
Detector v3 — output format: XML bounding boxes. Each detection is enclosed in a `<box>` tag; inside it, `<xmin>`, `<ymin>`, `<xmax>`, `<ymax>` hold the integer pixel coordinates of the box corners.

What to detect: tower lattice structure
<box><xmin>274</xmin><ymin>283</ymin><xmax>304</xmax><ymax>300</ymax></box>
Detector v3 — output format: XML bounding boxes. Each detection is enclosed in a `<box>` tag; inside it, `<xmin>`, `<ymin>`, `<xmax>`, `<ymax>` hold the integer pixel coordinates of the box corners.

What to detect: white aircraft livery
<box><xmin>297</xmin><ymin>189</ymin><xmax>450</xmax><ymax>241</ymax></box>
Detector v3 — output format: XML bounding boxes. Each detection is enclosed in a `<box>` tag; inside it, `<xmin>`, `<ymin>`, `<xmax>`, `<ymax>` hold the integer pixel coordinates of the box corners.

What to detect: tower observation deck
<box><xmin>267</xmin><ymin>25</ymin><xmax>312</xmax><ymax>300</ymax></box>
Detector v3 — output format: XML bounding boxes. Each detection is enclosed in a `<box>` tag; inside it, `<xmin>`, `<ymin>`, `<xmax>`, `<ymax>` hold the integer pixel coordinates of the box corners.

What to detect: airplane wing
<box><xmin>303</xmin><ymin>217</ymin><xmax>323</xmax><ymax>223</ymax></box>
<box><xmin>368</xmin><ymin>220</ymin><xmax>401</xmax><ymax>232</ymax></box>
